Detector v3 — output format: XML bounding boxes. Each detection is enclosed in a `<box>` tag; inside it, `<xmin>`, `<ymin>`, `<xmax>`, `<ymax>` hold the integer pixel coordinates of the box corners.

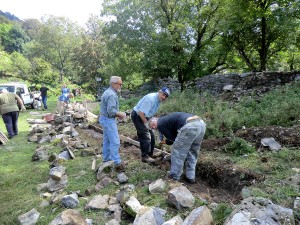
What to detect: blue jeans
<box><xmin>42</xmin><ymin>96</ymin><xmax>48</xmax><ymax>109</ymax></box>
<box><xmin>99</xmin><ymin>116</ymin><xmax>121</xmax><ymax>165</ymax></box>
<box><xmin>2</xmin><ymin>111</ymin><xmax>19</xmax><ymax>137</ymax></box>
<box><xmin>170</xmin><ymin>119</ymin><xmax>206</xmax><ymax>180</ymax></box>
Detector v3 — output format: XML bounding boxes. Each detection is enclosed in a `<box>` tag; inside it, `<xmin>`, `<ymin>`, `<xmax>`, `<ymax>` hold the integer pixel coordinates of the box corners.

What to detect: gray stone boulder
<box><xmin>18</xmin><ymin>208</ymin><xmax>40</xmax><ymax>225</ymax></box>
<box><xmin>182</xmin><ymin>206</ymin><xmax>213</xmax><ymax>225</ymax></box>
<box><xmin>168</xmin><ymin>186</ymin><xmax>195</xmax><ymax>211</ymax></box>
<box><xmin>85</xmin><ymin>194</ymin><xmax>109</xmax><ymax>210</ymax></box>
<box><xmin>133</xmin><ymin>207</ymin><xmax>166</xmax><ymax>225</ymax></box>
<box><xmin>96</xmin><ymin>161</ymin><xmax>115</xmax><ymax>180</ymax></box>
<box><xmin>149</xmin><ymin>179</ymin><xmax>166</xmax><ymax>194</ymax></box>
<box><xmin>224</xmin><ymin>197</ymin><xmax>294</xmax><ymax>225</ymax></box>
<box><xmin>61</xmin><ymin>193</ymin><xmax>79</xmax><ymax>209</ymax></box>
<box><xmin>49</xmin><ymin>166</ymin><xmax>66</xmax><ymax>181</ymax></box>
<box><xmin>47</xmin><ymin>175</ymin><xmax>68</xmax><ymax>192</ymax></box>
<box><xmin>49</xmin><ymin>209</ymin><xmax>88</xmax><ymax>225</ymax></box>
<box><xmin>162</xmin><ymin>215</ymin><xmax>183</xmax><ymax>225</ymax></box>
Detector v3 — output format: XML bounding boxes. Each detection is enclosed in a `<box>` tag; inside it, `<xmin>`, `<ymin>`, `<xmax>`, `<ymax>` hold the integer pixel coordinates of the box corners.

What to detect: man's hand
<box><xmin>117</xmin><ymin>112</ymin><xmax>127</xmax><ymax>121</ymax></box>
<box><xmin>159</xmin><ymin>140</ymin><xmax>166</xmax><ymax>145</ymax></box>
<box><xmin>21</xmin><ymin>106</ymin><xmax>26</xmax><ymax>111</ymax></box>
<box><xmin>120</xmin><ymin>112</ymin><xmax>127</xmax><ymax>120</ymax></box>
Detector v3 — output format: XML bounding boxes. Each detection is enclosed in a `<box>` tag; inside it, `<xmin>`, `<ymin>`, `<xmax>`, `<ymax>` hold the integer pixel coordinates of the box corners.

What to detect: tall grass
<box><xmin>159</xmin><ymin>82</ymin><xmax>300</xmax><ymax>137</ymax></box>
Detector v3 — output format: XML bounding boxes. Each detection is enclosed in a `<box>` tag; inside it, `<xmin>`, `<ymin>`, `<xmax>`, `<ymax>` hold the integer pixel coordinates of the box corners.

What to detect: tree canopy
<box><xmin>0</xmin><ymin>0</ymin><xmax>299</xmax><ymax>91</ymax></box>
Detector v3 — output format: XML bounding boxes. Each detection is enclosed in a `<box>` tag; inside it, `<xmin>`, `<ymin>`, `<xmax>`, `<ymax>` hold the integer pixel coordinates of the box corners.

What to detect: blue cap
<box><xmin>160</xmin><ymin>87</ymin><xmax>170</xmax><ymax>97</ymax></box>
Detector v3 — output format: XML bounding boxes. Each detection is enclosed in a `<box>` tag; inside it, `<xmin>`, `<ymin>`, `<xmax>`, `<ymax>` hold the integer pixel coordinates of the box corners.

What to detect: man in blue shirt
<box><xmin>131</xmin><ymin>87</ymin><xmax>170</xmax><ymax>163</ymax></box>
<box><xmin>99</xmin><ymin>76</ymin><xmax>126</xmax><ymax>172</ymax></box>
<box><xmin>149</xmin><ymin>112</ymin><xmax>206</xmax><ymax>183</ymax></box>
<box><xmin>61</xmin><ymin>84</ymin><xmax>70</xmax><ymax>95</ymax></box>
<box><xmin>58</xmin><ymin>93</ymin><xmax>74</xmax><ymax>115</ymax></box>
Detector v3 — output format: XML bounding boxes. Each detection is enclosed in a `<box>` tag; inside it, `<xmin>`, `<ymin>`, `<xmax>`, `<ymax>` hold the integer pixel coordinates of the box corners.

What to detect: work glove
<box><xmin>21</xmin><ymin>106</ymin><xmax>26</xmax><ymax>111</ymax></box>
<box><xmin>144</xmin><ymin>122</ymin><xmax>149</xmax><ymax>130</ymax></box>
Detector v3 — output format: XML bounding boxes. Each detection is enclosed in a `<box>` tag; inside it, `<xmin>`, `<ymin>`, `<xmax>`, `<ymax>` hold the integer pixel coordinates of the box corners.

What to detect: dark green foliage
<box><xmin>225</xmin><ymin>137</ymin><xmax>256</xmax><ymax>156</ymax></box>
<box><xmin>160</xmin><ymin>82</ymin><xmax>300</xmax><ymax>138</ymax></box>
<box><xmin>212</xmin><ymin>203</ymin><xmax>233</xmax><ymax>225</ymax></box>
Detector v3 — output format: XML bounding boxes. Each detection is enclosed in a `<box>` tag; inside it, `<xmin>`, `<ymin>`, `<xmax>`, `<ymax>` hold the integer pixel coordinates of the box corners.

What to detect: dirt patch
<box><xmin>80</xmin><ymin>125</ymin><xmax>263</xmax><ymax>204</ymax></box>
<box><xmin>236</xmin><ymin>125</ymin><xmax>300</xmax><ymax>148</ymax></box>
<box><xmin>201</xmin><ymin>137</ymin><xmax>231</xmax><ymax>151</ymax></box>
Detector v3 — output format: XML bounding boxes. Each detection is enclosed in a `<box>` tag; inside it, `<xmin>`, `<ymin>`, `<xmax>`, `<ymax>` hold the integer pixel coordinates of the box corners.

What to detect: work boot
<box><xmin>141</xmin><ymin>155</ymin><xmax>155</xmax><ymax>163</ymax></box>
<box><xmin>167</xmin><ymin>171</ymin><xmax>179</xmax><ymax>182</ymax></box>
<box><xmin>115</xmin><ymin>162</ymin><xmax>125</xmax><ymax>173</ymax></box>
<box><xmin>183</xmin><ymin>175</ymin><xmax>196</xmax><ymax>184</ymax></box>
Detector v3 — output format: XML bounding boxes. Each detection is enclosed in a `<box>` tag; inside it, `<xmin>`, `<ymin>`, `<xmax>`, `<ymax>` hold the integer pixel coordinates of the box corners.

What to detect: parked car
<box><xmin>32</xmin><ymin>91</ymin><xmax>42</xmax><ymax>100</ymax></box>
<box><xmin>0</xmin><ymin>82</ymin><xmax>38</xmax><ymax>109</ymax></box>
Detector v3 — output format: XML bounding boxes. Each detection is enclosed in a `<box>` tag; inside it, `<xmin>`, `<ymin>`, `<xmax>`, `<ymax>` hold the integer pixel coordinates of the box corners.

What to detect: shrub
<box><xmin>225</xmin><ymin>137</ymin><xmax>256</xmax><ymax>156</ymax></box>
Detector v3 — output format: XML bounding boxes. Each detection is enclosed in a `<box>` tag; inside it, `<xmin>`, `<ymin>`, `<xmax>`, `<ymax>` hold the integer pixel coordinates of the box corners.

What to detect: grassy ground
<box><xmin>0</xmin><ymin>83</ymin><xmax>300</xmax><ymax>224</ymax></box>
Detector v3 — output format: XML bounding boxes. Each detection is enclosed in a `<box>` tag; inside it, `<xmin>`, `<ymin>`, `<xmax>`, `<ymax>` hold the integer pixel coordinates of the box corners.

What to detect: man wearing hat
<box><xmin>131</xmin><ymin>87</ymin><xmax>170</xmax><ymax>163</ymax></box>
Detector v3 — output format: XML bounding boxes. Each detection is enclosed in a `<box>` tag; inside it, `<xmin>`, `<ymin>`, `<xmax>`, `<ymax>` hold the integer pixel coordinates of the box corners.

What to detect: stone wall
<box><xmin>127</xmin><ymin>71</ymin><xmax>300</xmax><ymax>98</ymax></box>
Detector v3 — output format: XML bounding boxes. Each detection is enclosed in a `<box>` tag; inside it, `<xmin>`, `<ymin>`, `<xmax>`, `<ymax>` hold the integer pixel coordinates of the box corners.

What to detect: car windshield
<box><xmin>0</xmin><ymin>86</ymin><xmax>15</xmax><ymax>93</ymax></box>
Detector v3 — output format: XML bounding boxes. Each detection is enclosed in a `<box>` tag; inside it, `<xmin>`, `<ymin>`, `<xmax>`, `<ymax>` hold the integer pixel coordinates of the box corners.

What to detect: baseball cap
<box><xmin>160</xmin><ymin>87</ymin><xmax>170</xmax><ymax>97</ymax></box>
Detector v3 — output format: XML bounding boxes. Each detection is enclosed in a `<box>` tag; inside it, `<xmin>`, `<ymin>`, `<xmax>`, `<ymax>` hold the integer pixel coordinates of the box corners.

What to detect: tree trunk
<box><xmin>177</xmin><ymin>67</ymin><xmax>184</xmax><ymax>92</ymax></box>
<box><xmin>260</xmin><ymin>16</ymin><xmax>267</xmax><ymax>71</ymax></box>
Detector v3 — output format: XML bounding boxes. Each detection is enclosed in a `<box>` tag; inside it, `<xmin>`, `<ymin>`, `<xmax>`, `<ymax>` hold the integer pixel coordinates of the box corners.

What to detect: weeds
<box><xmin>224</xmin><ymin>137</ymin><xmax>256</xmax><ymax>156</ymax></box>
<box><xmin>212</xmin><ymin>203</ymin><xmax>233</xmax><ymax>225</ymax></box>
<box><xmin>0</xmin><ymin>81</ymin><xmax>299</xmax><ymax>224</ymax></box>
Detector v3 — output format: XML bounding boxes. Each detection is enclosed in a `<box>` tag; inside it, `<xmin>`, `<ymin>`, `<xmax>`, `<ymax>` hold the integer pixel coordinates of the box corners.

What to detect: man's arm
<box><xmin>137</xmin><ymin>111</ymin><xmax>148</xmax><ymax>124</ymax></box>
<box><xmin>15</xmin><ymin>94</ymin><xmax>26</xmax><ymax>111</ymax></box>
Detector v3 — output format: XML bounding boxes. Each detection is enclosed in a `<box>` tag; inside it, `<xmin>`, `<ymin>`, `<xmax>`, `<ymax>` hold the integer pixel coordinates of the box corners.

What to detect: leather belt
<box><xmin>186</xmin><ymin>115</ymin><xmax>200</xmax><ymax>123</ymax></box>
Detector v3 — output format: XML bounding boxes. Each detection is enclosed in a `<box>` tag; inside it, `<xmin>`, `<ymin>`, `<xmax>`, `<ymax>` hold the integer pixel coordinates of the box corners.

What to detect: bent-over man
<box><xmin>149</xmin><ymin>112</ymin><xmax>206</xmax><ymax>183</ymax></box>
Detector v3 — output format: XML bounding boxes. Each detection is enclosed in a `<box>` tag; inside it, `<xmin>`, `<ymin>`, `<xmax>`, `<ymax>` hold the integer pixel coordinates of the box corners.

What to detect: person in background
<box><xmin>149</xmin><ymin>112</ymin><xmax>206</xmax><ymax>183</ymax></box>
<box><xmin>0</xmin><ymin>88</ymin><xmax>26</xmax><ymax>139</ymax></box>
<box><xmin>99</xmin><ymin>76</ymin><xmax>126</xmax><ymax>172</ymax></box>
<box><xmin>72</xmin><ymin>89</ymin><xmax>77</xmax><ymax>98</ymax></box>
<box><xmin>58</xmin><ymin>93</ymin><xmax>74</xmax><ymax>115</ymax></box>
<box><xmin>131</xmin><ymin>87</ymin><xmax>170</xmax><ymax>163</ymax></box>
<box><xmin>39</xmin><ymin>83</ymin><xmax>49</xmax><ymax>110</ymax></box>
<box><xmin>61</xmin><ymin>84</ymin><xmax>70</xmax><ymax>95</ymax></box>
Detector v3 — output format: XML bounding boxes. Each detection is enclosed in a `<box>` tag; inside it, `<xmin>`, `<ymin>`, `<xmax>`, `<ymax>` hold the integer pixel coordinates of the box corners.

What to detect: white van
<box><xmin>0</xmin><ymin>82</ymin><xmax>37</xmax><ymax>109</ymax></box>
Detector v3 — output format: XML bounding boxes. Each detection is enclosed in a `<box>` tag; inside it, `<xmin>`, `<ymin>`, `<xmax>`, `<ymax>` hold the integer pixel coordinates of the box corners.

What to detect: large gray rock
<box><xmin>149</xmin><ymin>179</ymin><xmax>166</xmax><ymax>194</ymax></box>
<box><xmin>96</xmin><ymin>161</ymin><xmax>115</xmax><ymax>180</ymax></box>
<box><xmin>168</xmin><ymin>186</ymin><xmax>195</xmax><ymax>211</ymax></box>
<box><xmin>133</xmin><ymin>207</ymin><xmax>165</xmax><ymax>225</ymax></box>
<box><xmin>61</xmin><ymin>193</ymin><xmax>79</xmax><ymax>209</ymax></box>
<box><xmin>224</xmin><ymin>197</ymin><xmax>294</xmax><ymax>225</ymax></box>
<box><xmin>85</xmin><ymin>194</ymin><xmax>109</xmax><ymax>210</ymax></box>
<box><xmin>124</xmin><ymin>196</ymin><xmax>143</xmax><ymax>217</ymax></box>
<box><xmin>47</xmin><ymin>175</ymin><xmax>68</xmax><ymax>192</ymax></box>
<box><xmin>49</xmin><ymin>166</ymin><xmax>66</xmax><ymax>181</ymax></box>
<box><xmin>162</xmin><ymin>215</ymin><xmax>183</xmax><ymax>225</ymax></box>
<box><xmin>116</xmin><ymin>184</ymin><xmax>136</xmax><ymax>205</ymax></box>
<box><xmin>117</xmin><ymin>172</ymin><xmax>128</xmax><ymax>184</ymax></box>
<box><xmin>32</xmin><ymin>146</ymin><xmax>49</xmax><ymax>161</ymax></box>
<box><xmin>49</xmin><ymin>209</ymin><xmax>88</xmax><ymax>225</ymax></box>
<box><xmin>182</xmin><ymin>206</ymin><xmax>213</xmax><ymax>225</ymax></box>
<box><xmin>18</xmin><ymin>208</ymin><xmax>40</xmax><ymax>225</ymax></box>
<box><xmin>261</xmin><ymin>137</ymin><xmax>281</xmax><ymax>151</ymax></box>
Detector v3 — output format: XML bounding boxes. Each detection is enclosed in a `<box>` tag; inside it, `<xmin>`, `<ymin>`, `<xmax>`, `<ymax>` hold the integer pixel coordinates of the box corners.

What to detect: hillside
<box><xmin>0</xmin><ymin>75</ymin><xmax>299</xmax><ymax>224</ymax></box>
<box><xmin>0</xmin><ymin>10</ymin><xmax>21</xmax><ymax>21</ymax></box>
